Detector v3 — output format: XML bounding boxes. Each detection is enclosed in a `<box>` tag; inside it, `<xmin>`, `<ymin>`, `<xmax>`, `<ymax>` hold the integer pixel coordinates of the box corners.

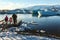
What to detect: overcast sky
<box><xmin>0</xmin><ymin>0</ymin><xmax>59</xmax><ymax>10</ymax></box>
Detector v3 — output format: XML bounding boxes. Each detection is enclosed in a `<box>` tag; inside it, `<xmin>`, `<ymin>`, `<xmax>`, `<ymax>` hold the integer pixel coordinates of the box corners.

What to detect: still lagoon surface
<box><xmin>0</xmin><ymin>14</ymin><xmax>60</xmax><ymax>40</ymax></box>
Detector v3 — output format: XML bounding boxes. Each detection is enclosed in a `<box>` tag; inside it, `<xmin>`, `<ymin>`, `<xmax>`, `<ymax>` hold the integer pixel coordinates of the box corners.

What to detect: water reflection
<box><xmin>32</xmin><ymin>11</ymin><xmax>41</xmax><ymax>20</ymax></box>
<box><xmin>38</xmin><ymin>11</ymin><xmax>42</xmax><ymax>18</ymax></box>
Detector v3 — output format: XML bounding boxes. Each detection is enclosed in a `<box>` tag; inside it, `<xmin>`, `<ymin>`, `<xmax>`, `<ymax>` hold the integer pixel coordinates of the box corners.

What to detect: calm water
<box><xmin>0</xmin><ymin>14</ymin><xmax>60</xmax><ymax>34</ymax></box>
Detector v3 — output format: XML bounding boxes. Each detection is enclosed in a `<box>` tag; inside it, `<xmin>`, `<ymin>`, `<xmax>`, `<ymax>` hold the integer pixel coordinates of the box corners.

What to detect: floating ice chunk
<box><xmin>18</xmin><ymin>28</ymin><xmax>25</xmax><ymax>31</ymax></box>
<box><xmin>0</xmin><ymin>37</ymin><xmax>3</xmax><ymax>40</ymax></box>
<box><xmin>21</xmin><ymin>23</ymin><xmax>27</xmax><ymax>27</ymax></box>
<box><xmin>10</xmin><ymin>37</ymin><xmax>16</xmax><ymax>40</ymax></box>
<box><xmin>0</xmin><ymin>28</ymin><xmax>2</xmax><ymax>29</ymax></box>
<box><xmin>40</xmin><ymin>30</ymin><xmax>46</xmax><ymax>33</ymax></box>
<box><xmin>22</xmin><ymin>36</ymin><xmax>27</xmax><ymax>40</ymax></box>
<box><xmin>15</xmin><ymin>36</ymin><xmax>22</xmax><ymax>40</ymax></box>
<box><xmin>3</xmin><ymin>36</ymin><xmax>11</xmax><ymax>40</ymax></box>
<box><xmin>16</xmin><ymin>27</ymin><xmax>20</xmax><ymax>31</ymax></box>
<box><xmin>14</xmin><ymin>32</ymin><xmax>17</xmax><ymax>34</ymax></box>
<box><xmin>21</xmin><ymin>23</ymin><xmax>25</xmax><ymax>26</ymax></box>
<box><xmin>24</xmin><ymin>24</ymin><xmax>27</xmax><ymax>27</ymax></box>
<box><xmin>9</xmin><ymin>27</ymin><xmax>16</xmax><ymax>32</ymax></box>
<box><xmin>0</xmin><ymin>32</ymin><xmax>6</xmax><ymax>37</ymax></box>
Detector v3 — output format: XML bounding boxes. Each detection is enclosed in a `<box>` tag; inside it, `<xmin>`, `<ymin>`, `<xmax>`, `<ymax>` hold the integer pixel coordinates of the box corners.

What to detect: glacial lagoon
<box><xmin>0</xmin><ymin>14</ymin><xmax>60</xmax><ymax>40</ymax></box>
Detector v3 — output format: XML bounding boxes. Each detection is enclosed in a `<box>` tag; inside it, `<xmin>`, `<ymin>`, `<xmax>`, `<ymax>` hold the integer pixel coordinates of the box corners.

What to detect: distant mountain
<box><xmin>24</xmin><ymin>5</ymin><xmax>60</xmax><ymax>10</ymax></box>
<box><xmin>24</xmin><ymin>5</ymin><xmax>52</xmax><ymax>10</ymax></box>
